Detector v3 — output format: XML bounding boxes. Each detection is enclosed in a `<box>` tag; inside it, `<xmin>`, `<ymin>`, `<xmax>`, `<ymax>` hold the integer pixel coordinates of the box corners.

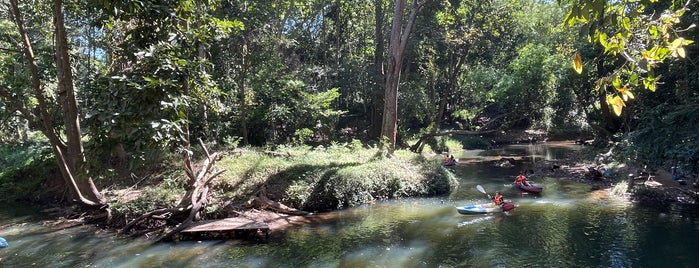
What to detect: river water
<box><xmin>1</xmin><ymin>142</ymin><xmax>698</xmax><ymax>267</ymax></box>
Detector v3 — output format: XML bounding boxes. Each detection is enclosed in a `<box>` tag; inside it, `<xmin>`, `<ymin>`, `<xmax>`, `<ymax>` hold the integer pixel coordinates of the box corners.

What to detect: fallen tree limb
<box><xmin>410</xmin><ymin>129</ymin><xmax>498</xmax><ymax>152</ymax></box>
<box><xmin>244</xmin><ymin>195</ymin><xmax>309</xmax><ymax>216</ymax></box>
<box><xmin>120</xmin><ymin>139</ymin><xmax>226</xmax><ymax>241</ymax></box>
<box><xmin>120</xmin><ymin>207</ymin><xmax>183</xmax><ymax>235</ymax></box>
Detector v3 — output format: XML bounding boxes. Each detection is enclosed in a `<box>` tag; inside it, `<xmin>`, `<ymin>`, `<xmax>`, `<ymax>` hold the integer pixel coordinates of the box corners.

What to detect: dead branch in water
<box><xmin>119</xmin><ymin>139</ymin><xmax>226</xmax><ymax>241</ymax></box>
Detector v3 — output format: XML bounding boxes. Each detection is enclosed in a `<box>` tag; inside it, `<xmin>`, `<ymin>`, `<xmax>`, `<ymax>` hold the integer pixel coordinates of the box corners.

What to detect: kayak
<box><xmin>456</xmin><ymin>202</ymin><xmax>515</xmax><ymax>215</ymax></box>
<box><xmin>516</xmin><ymin>183</ymin><xmax>543</xmax><ymax>193</ymax></box>
<box><xmin>0</xmin><ymin>237</ymin><xmax>8</xmax><ymax>249</ymax></box>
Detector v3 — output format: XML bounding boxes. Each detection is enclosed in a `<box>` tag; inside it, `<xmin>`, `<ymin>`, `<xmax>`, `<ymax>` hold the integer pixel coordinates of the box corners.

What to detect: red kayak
<box><xmin>516</xmin><ymin>183</ymin><xmax>543</xmax><ymax>193</ymax></box>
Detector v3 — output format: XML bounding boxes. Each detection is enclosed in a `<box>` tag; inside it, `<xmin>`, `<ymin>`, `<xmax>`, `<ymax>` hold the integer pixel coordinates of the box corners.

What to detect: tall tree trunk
<box><xmin>239</xmin><ymin>39</ymin><xmax>250</xmax><ymax>145</ymax></box>
<box><xmin>54</xmin><ymin>0</ymin><xmax>101</xmax><ymax>202</ymax></box>
<box><xmin>380</xmin><ymin>0</ymin><xmax>425</xmax><ymax>154</ymax></box>
<box><xmin>369</xmin><ymin>0</ymin><xmax>385</xmax><ymax>140</ymax></box>
<box><xmin>276</xmin><ymin>0</ymin><xmax>295</xmax><ymax>55</ymax></box>
<box><xmin>11</xmin><ymin>0</ymin><xmax>105</xmax><ymax>207</ymax></box>
<box><xmin>435</xmin><ymin>54</ymin><xmax>464</xmax><ymax>127</ymax></box>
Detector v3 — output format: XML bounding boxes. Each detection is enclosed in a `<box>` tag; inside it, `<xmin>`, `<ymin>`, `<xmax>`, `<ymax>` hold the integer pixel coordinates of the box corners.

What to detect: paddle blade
<box><xmin>476</xmin><ymin>185</ymin><xmax>486</xmax><ymax>194</ymax></box>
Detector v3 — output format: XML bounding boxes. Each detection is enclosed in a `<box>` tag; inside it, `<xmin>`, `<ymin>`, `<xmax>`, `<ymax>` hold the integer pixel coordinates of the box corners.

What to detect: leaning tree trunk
<box><xmin>10</xmin><ymin>0</ymin><xmax>105</xmax><ymax>207</ymax></box>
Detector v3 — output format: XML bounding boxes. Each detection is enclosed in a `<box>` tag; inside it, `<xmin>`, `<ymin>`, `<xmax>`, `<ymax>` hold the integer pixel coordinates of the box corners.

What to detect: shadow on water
<box><xmin>2</xmin><ymin>143</ymin><xmax>699</xmax><ymax>267</ymax></box>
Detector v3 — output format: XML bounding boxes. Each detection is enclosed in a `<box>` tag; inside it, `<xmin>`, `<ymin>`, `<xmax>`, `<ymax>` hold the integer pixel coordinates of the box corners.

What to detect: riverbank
<box><xmin>526</xmin><ymin>143</ymin><xmax>699</xmax><ymax>206</ymax></box>
<box><xmin>478</xmin><ymin>128</ymin><xmax>698</xmax><ymax>206</ymax></box>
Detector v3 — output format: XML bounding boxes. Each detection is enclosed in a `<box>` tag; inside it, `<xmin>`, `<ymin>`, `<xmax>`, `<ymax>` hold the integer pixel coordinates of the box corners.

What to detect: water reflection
<box><xmin>1</xmin><ymin>143</ymin><xmax>699</xmax><ymax>267</ymax></box>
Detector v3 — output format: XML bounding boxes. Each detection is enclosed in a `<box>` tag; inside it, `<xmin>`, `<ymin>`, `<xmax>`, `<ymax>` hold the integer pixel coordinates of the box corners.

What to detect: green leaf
<box><xmin>648</xmin><ymin>25</ymin><xmax>658</xmax><ymax>38</ymax></box>
<box><xmin>599</xmin><ymin>32</ymin><xmax>608</xmax><ymax>48</ymax></box>
<box><xmin>612</xmin><ymin>75</ymin><xmax>622</xmax><ymax>89</ymax></box>
<box><xmin>622</xmin><ymin>17</ymin><xmax>631</xmax><ymax>31</ymax></box>
<box><xmin>629</xmin><ymin>73</ymin><xmax>639</xmax><ymax>87</ymax></box>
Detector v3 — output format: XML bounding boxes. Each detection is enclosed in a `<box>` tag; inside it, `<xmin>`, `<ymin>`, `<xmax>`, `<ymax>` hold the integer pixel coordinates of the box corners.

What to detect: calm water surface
<box><xmin>1</xmin><ymin>142</ymin><xmax>698</xmax><ymax>267</ymax></box>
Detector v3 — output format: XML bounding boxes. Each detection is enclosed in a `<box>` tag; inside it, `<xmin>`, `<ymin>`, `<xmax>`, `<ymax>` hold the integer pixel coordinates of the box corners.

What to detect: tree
<box><xmin>381</xmin><ymin>0</ymin><xmax>427</xmax><ymax>154</ymax></box>
<box><xmin>368</xmin><ymin>0</ymin><xmax>387</xmax><ymax>141</ymax></box>
<box><xmin>2</xmin><ymin>0</ymin><xmax>106</xmax><ymax>207</ymax></box>
<box><xmin>565</xmin><ymin>0</ymin><xmax>694</xmax><ymax>116</ymax></box>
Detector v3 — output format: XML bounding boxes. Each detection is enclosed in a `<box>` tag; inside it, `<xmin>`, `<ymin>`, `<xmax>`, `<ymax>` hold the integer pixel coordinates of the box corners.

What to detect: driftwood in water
<box><xmin>244</xmin><ymin>194</ymin><xmax>309</xmax><ymax>216</ymax></box>
<box><xmin>179</xmin><ymin>217</ymin><xmax>270</xmax><ymax>241</ymax></box>
<box><xmin>120</xmin><ymin>139</ymin><xmax>226</xmax><ymax>242</ymax></box>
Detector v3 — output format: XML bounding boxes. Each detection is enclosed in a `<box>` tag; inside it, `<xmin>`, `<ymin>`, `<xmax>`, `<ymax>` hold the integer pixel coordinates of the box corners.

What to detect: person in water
<box><xmin>443</xmin><ymin>154</ymin><xmax>457</xmax><ymax>166</ymax></box>
<box><xmin>515</xmin><ymin>172</ymin><xmax>530</xmax><ymax>186</ymax></box>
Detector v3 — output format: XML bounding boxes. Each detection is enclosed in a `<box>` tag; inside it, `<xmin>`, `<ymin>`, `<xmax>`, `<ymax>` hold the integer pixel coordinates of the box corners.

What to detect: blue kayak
<box><xmin>456</xmin><ymin>202</ymin><xmax>515</xmax><ymax>215</ymax></box>
<box><xmin>0</xmin><ymin>237</ymin><xmax>8</xmax><ymax>248</ymax></box>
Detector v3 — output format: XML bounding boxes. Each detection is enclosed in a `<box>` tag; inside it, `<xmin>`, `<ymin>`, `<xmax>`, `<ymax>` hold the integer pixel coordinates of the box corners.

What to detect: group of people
<box><xmin>489</xmin><ymin>172</ymin><xmax>530</xmax><ymax>206</ymax></box>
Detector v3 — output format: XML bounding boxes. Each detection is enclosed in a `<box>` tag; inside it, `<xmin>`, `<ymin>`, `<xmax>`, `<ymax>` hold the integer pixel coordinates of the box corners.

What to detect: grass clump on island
<box><xmin>214</xmin><ymin>141</ymin><xmax>458</xmax><ymax>212</ymax></box>
<box><xmin>108</xmin><ymin>140</ymin><xmax>459</xmax><ymax>219</ymax></box>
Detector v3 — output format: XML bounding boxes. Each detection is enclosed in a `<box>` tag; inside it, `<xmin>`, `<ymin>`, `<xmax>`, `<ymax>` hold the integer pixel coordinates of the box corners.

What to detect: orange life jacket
<box><xmin>516</xmin><ymin>175</ymin><xmax>526</xmax><ymax>184</ymax></box>
<box><xmin>494</xmin><ymin>193</ymin><xmax>503</xmax><ymax>205</ymax></box>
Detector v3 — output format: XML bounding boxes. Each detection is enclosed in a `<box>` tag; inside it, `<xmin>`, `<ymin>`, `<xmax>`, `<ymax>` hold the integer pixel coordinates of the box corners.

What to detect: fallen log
<box><xmin>410</xmin><ymin>129</ymin><xmax>497</xmax><ymax>152</ymax></box>
<box><xmin>244</xmin><ymin>195</ymin><xmax>309</xmax><ymax>216</ymax></box>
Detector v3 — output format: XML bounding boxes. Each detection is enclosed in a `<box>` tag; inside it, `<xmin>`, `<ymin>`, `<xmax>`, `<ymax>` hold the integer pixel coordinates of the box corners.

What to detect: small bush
<box><xmin>0</xmin><ymin>143</ymin><xmax>55</xmax><ymax>202</ymax></box>
<box><xmin>454</xmin><ymin>135</ymin><xmax>492</xmax><ymax>150</ymax></box>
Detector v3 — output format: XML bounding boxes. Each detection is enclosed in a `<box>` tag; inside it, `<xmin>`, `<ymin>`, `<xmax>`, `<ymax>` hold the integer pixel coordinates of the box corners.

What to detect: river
<box><xmin>1</xmin><ymin>142</ymin><xmax>698</xmax><ymax>267</ymax></box>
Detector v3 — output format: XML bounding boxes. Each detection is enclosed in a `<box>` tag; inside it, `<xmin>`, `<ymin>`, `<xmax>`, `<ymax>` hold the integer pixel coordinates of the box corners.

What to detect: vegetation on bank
<box><xmin>0</xmin><ymin>141</ymin><xmax>55</xmax><ymax>203</ymax></box>
<box><xmin>1</xmin><ymin>141</ymin><xmax>457</xmax><ymax>224</ymax></box>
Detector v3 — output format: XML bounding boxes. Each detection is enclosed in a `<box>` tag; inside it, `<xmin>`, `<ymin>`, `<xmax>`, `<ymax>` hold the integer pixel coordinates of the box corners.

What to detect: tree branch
<box><xmin>0</xmin><ymin>47</ymin><xmax>22</xmax><ymax>53</ymax></box>
<box><xmin>0</xmin><ymin>85</ymin><xmax>37</xmax><ymax>124</ymax></box>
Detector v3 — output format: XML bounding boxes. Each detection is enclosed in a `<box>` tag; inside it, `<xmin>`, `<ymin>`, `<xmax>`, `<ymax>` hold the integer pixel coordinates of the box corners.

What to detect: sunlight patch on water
<box><xmin>342</xmin><ymin>241</ymin><xmax>428</xmax><ymax>268</ymax></box>
<box><xmin>457</xmin><ymin>216</ymin><xmax>494</xmax><ymax>227</ymax></box>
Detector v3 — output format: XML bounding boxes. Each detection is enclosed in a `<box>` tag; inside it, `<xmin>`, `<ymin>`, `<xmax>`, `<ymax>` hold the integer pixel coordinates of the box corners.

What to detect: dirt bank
<box><xmin>528</xmin><ymin>144</ymin><xmax>699</xmax><ymax>205</ymax></box>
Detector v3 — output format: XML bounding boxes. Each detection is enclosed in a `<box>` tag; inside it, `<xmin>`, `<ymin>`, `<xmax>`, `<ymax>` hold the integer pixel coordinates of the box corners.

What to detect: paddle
<box><xmin>476</xmin><ymin>185</ymin><xmax>490</xmax><ymax>200</ymax></box>
<box><xmin>476</xmin><ymin>184</ymin><xmax>486</xmax><ymax>195</ymax></box>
